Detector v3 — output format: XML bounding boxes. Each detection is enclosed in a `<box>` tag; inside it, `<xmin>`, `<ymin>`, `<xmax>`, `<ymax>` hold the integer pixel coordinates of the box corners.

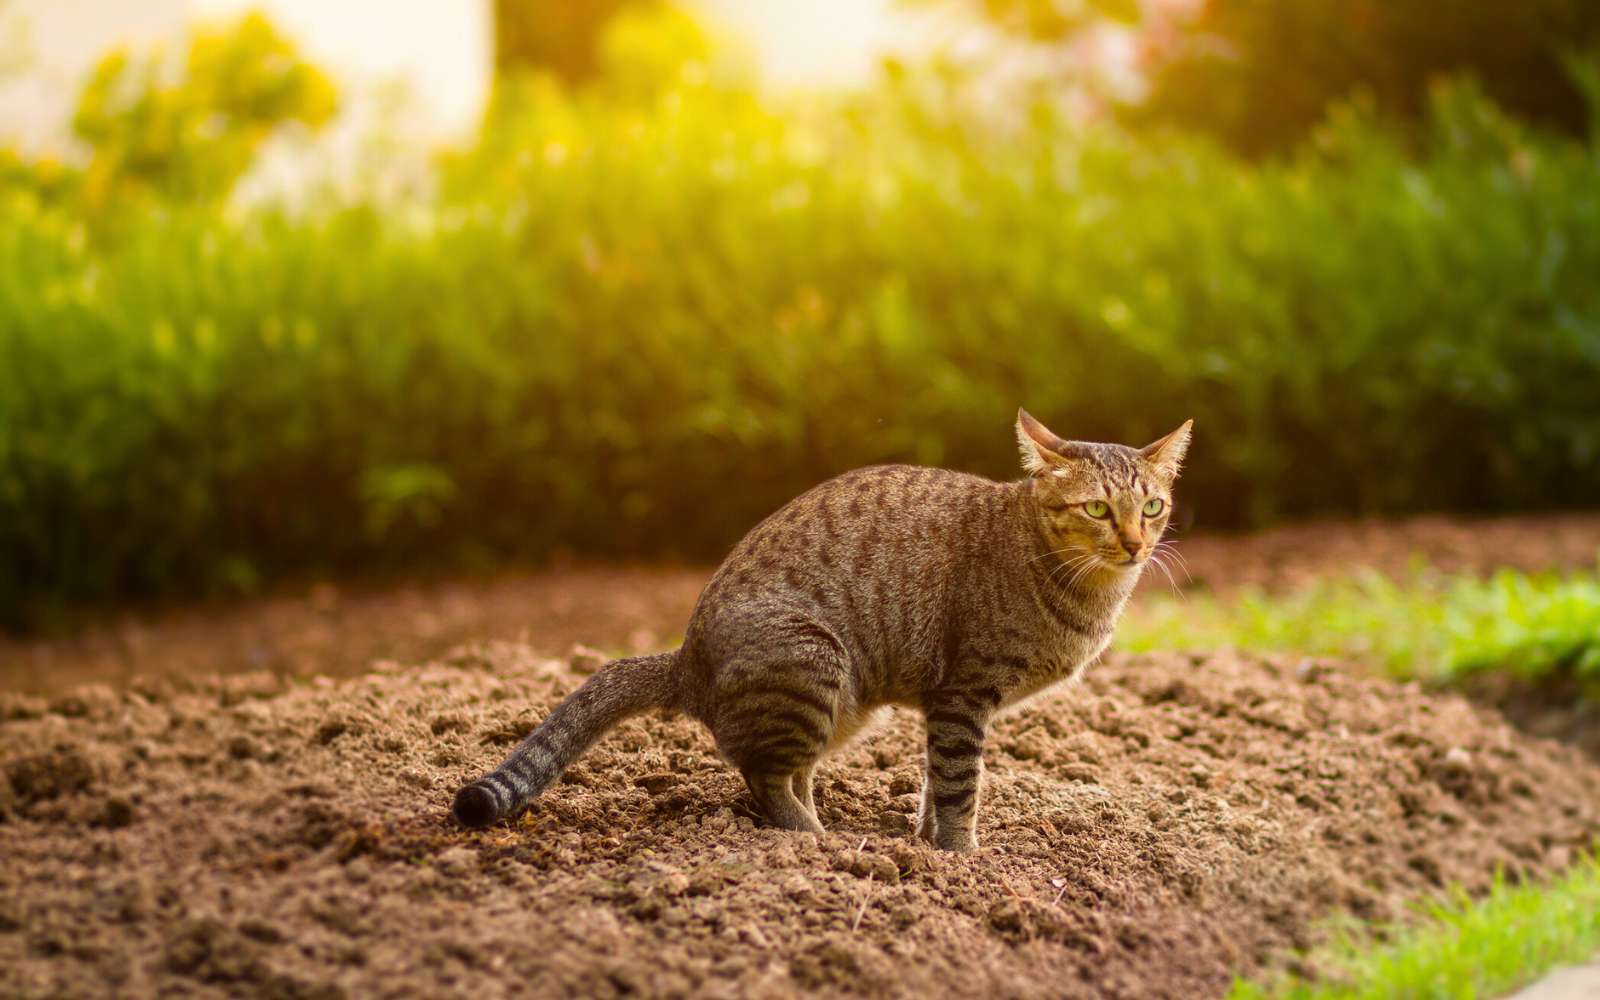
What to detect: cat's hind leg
<box><xmin>792</xmin><ymin>760</ymin><xmax>818</xmax><ymax>815</ymax></box>
<box><xmin>742</xmin><ymin>766</ymin><xmax>824</xmax><ymax>833</ymax></box>
<box><xmin>723</xmin><ymin>717</ymin><xmax>828</xmax><ymax>832</ymax></box>
<box><xmin>711</xmin><ymin>648</ymin><xmax>843</xmax><ymax>833</ymax></box>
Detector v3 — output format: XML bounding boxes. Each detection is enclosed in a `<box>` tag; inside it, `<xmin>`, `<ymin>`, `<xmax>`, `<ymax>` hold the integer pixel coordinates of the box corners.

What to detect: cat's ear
<box><xmin>1016</xmin><ymin>408</ymin><xmax>1079</xmax><ymax>476</ymax></box>
<box><xmin>1140</xmin><ymin>420</ymin><xmax>1193</xmax><ymax>479</ymax></box>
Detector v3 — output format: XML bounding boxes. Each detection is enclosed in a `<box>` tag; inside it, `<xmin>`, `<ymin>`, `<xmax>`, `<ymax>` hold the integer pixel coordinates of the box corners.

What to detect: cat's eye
<box><xmin>1083</xmin><ymin>500</ymin><xmax>1110</xmax><ymax>519</ymax></box>
<box><xmin>1143</xmin><ymin>498</ymin><xmax>1165</xmax><ymax>517</ymax></box>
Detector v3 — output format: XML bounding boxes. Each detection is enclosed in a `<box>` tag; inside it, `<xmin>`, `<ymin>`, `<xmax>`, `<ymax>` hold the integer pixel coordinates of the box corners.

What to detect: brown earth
<box><xmin>4</xmin><ymin>645</ymin><xmax>1598</xmax><ymax>999</ymax></box>
<box><xmin>6</xmin><ymin>512</ymin><xmax>1600</xmax><ymax>696</ymax></box>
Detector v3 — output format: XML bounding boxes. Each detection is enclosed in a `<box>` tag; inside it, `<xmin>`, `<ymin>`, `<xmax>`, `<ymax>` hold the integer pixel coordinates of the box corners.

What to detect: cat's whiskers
<box><xmin>1045</xmin><ymin>552</ymin><xmax>1097</xmax><ymax>589</ymax></box>
<box><xmin>1154</xmin><ymin>537</ymin><xmax>1189</xmax><ymax>568</ymax></box>
<box><xmin>1146</xmin><ymin>549</ymin><xmax>1184</xmax><ymax>598</ymax></box>
<box><xmin>1041</xmin><ymin>547</ymin><xmax>1092</xmax><ymax>578</ymax></box>
<box><xmin>1028</xmin><ymin>545</ymin><xmax>1079</xmax><ymax>567</ymax></box>
<box><xmin>1153</xmin><ymin>540</ymin><xmax>1192</xmax><ymax>585</ymax></box>
<box><xmin>1044</xmin><ymin>560</ymin><xmax>1079</xmax><ymax>589</ymax></box>
<box><xmin>1061</xmin><ymin>555</ymin><xmax>1107</xmax><ymax>593</ymax></box>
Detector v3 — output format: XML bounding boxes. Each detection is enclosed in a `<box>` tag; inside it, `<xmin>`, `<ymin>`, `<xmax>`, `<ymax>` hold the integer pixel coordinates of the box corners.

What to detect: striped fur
<box><xmin>453</xmin><ymin>409</ymin><xmax>1191</xmax><ymax>850</ymax></box>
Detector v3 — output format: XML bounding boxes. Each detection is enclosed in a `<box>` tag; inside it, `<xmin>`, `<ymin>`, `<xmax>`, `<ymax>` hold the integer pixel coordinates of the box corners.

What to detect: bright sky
<box><xmin>691</xmin><ymin>0</ymin><xmax>944</xmax><ymax>88</ymax></box>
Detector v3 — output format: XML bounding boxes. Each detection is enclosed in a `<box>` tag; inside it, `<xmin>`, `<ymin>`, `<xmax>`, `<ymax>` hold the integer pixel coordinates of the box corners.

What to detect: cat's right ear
<box><xmin>1140</xmin><ymin>419</ymin><xmax>1193</xmax><ymax>480</ymax></box>
<box><xmin>1016</xmin><ymin>408</ymin><xmax>1075</xmax><ymax>476</ymax></box>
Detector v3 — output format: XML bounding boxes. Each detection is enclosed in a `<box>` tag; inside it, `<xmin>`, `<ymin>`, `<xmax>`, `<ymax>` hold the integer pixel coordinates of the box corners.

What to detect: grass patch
<box><xmin>1230</xmin><ymin>856</ymin><xmax>1600</xmax><ymax>1000</ymax></box>
<box><xmin>1122</xmin><ymin>568</ymin><xmax>1600</xmax><ymax>690</ymax></box>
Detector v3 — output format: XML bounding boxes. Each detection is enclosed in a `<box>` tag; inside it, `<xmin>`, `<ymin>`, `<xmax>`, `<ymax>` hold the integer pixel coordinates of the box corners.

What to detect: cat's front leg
<box><xmin>921</xmin><ymin>698</ymin><xmax>993</xmax><ymax>852</ymax></box>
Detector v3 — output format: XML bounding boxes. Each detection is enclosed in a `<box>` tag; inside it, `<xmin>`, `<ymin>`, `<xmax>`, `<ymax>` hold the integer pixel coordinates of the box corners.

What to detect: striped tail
<box><xmin>451</xmin><ymin>650</ymin><xmax>681</xmax><ymax>827</ymax></box>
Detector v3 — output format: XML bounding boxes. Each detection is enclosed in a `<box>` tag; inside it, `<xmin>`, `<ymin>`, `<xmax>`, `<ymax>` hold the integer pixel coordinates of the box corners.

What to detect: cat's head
<box><xmin>1015</xmin><ymin>408</ymin><xmax>1192</xmax><ymax>576</ymax></box>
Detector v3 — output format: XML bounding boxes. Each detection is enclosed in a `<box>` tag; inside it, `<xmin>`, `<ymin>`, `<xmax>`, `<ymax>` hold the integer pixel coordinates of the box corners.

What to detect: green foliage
<box><xmin>595</xmin><ymin>3</ymin><xmax>719</xmax><ymax>99</ymax></box>
<box><xmin>3</xmin><ymin>24</ymin><xmax>1600</xmax><ymax>621</ymax></box>
<box><xmin>1121</xmin><ymin>568</ymin><xmax>1600</xmax><ymax>691</ymax></box>
<box><xmin>71</xmin><ymin>13</ymin><xmax>336</xmax><ymax>209</ymax></box>
<box><xmin>0</xmin><ymin>147</ymin><xmax>76</xmax><ymax>203</ymax></box>
<box><xmin>1230</xmin><ymin>856</ymin><xmax>1600</xmax><ymax>999</ymax></box>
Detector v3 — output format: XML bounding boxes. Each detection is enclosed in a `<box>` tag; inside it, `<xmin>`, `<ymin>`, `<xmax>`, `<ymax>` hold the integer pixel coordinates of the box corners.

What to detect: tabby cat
<box><xmin>453</xmin><ymin>409</ymin><xmax>1191</xmax><ymax>851</ymax></box>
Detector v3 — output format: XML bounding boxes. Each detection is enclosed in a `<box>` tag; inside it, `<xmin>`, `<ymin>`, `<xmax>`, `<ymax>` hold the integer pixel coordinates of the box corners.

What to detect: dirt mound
<box><xmin>3</xmin><ymin>647</ymin><xmax>1597</xmax><ymax>999</ymax></box>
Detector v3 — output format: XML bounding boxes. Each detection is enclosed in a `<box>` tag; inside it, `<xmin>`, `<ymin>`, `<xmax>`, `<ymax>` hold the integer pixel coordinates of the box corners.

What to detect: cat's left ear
<box><xmin>1140</xmin><ymin>420</ymin><xmax>1193</xmax><ymax>479</ymax></box>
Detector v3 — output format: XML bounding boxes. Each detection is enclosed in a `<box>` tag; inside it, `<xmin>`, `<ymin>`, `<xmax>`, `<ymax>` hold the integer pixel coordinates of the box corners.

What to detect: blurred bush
<box><xmin>2</xmin><ymin>14</ymin><xmax>1599</xmax><ymax>624</ymax></box>
<box><xmin>1132</xmin><ymin>0</ymin><xmax>1600</xmax><ymax>156</ymax></box>
<box><xmin>71</xmin><ymin>12</ymin><xmax>336</xmax><ymax>211</ymax></box>
<box><xmin>494</xmin><ymin>0</ymin><xmax>653</xmax><ymax>84</ymax></box>
<box><xmin>938</xmin><ymin>0</ymin><xmax>1600</xmax><ymax>156</ymax></box>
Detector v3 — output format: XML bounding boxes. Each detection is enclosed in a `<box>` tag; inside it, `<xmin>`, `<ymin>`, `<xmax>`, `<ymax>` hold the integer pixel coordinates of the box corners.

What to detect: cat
<box><xmin>453</xmin><ymin>409</ymin><xmax>1191</xmax><ymax>851</ymax></box>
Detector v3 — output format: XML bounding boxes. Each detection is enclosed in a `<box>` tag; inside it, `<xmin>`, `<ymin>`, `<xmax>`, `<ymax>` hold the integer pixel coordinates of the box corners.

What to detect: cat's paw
<box><xmin>934</xmin><ymin>831</ymin><xmax>978</xmax><ymax>853</ymax></box>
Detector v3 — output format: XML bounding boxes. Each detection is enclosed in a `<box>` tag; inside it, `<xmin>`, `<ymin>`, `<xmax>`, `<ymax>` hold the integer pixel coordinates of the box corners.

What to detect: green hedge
<box><xmin>4</xmin><ymin>73</ymin><xmax>1600</xmax><ymax>621</ymax></box>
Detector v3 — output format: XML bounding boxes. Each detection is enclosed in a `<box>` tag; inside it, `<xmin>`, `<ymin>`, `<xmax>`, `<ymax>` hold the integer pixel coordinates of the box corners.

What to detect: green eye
<box><xmin>1143</xmin><ymin>498</ymin><xmax>1165</xmax><ymax>517</ymax></box>
<box><xmin>1083</xmin><ymin>500</ymin><xmax>1109</xmax><ymax>519</ymax></box>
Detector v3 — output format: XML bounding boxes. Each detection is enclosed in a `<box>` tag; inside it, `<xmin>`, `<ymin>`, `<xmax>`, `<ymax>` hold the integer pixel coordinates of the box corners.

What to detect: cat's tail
<box><xmin>451</xmin><ymin>650</ymin><xmax>682</xmax><ymax>827</ymax></box>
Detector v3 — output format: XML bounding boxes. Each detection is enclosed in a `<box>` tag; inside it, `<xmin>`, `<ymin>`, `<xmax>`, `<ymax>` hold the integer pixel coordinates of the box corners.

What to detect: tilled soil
<box><xmin>4</xmin><ymin>645</ymin><xmax>1598</xmax><ymax>999</ymax></box>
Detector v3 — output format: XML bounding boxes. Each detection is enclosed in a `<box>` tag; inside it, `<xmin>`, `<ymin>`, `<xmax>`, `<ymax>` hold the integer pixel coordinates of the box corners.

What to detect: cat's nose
<box><xmin>1119</xmin><ymin>537</ymin><xmax>1141</xmax><ymax>557</ymax></box>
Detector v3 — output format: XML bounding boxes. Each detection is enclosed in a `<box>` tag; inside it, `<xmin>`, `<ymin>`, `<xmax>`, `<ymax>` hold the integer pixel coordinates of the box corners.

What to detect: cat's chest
<box><xmin>1033</xmin><ymin>586</ymin><xmax>1128</xmax><ymax>664</ymax></box>
<box><xmin>992</xmin><ymin>613</ymin><xmax>1115</xmax><ymax>708</ymax></box>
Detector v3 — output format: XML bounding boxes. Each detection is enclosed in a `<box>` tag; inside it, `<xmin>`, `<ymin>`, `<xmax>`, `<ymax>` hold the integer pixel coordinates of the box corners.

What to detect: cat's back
<box><xmin>750</xmin><ymin>462</ymin><xmax>1006</xmax><ymax>555</ymax></box>
<box><xmin>693</xmin><ymin>463</ymin><xmax>1014</xmax><ymax>617</ymax></box>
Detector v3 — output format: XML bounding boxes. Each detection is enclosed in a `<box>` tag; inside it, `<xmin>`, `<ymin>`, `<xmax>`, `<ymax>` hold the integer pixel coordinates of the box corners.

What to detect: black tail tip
<box><xmin>451</xmin><ymin>783</ymin><xmax>499</xmax><ymax>828</ymax></box>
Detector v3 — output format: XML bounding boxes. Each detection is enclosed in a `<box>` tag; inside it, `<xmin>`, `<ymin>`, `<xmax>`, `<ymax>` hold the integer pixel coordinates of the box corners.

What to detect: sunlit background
<box><xmin>2</xmin><ymin>0</ymin><xmax>1599</xmax><ymax>622</ymax></box>
<box><xmin>0</xmin><ymin>0</ymin><xmax>949</xmax><ymax>151</ymax></box>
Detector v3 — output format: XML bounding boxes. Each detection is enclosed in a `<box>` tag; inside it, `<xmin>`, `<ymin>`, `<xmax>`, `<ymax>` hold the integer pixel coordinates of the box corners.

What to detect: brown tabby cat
<box><xmin>453</xmin><ymin>409</ymin><xmax>1191</xmax><ymax>851</ymax></box>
